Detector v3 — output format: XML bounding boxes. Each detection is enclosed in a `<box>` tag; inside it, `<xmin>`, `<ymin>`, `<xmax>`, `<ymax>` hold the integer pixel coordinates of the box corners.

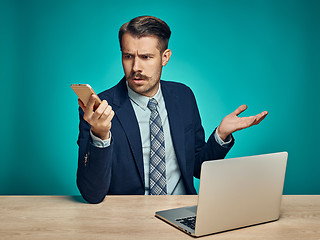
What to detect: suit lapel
<box><xmin>112</xmin><ymin>79</ymin><xmax>188</xmax><ymax>188</ymax></box>
<box><xmin>113</xmin><ymin>78</ymin><xmax>145</xmax><ymax>186</ymax></box>
<box><xmin>161</xmin><ymin>82</ymin><xmax>187</xmax><ymax>179</ymax></box>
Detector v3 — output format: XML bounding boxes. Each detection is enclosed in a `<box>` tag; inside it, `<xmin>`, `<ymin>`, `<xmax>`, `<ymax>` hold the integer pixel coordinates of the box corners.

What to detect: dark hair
<box><xmin>119</xmin><ymin>16</ymin><xmax>171</xmax><ymax>53</ymax></box>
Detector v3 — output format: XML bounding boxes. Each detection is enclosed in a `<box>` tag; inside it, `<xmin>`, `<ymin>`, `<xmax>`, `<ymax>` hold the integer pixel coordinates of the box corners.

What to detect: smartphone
<box><xmin>71</xmin><ymin>84</ymin><xmax>101</xmax><ymax>109</ymax></box>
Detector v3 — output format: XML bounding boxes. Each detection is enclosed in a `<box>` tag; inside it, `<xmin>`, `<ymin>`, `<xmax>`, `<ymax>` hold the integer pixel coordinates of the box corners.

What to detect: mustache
<box><xmin>128</xmin><ymin>72</ymin><xmax>150</xmax><ymax>81</ymax></box>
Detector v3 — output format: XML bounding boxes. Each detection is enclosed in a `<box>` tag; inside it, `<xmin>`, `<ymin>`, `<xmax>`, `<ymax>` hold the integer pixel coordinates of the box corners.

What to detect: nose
<box><xmin>132</xmin><ymin>57</ymin><xmax>142</xmax><ymax>73</ymax></box>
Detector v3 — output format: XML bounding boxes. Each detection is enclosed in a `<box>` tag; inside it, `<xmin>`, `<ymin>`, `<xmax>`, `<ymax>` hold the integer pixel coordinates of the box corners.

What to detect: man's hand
<box><xmin>79</xmin><ymin>94</ymin><xmax>114</xmax><ymax>140</ymax></box>
<box><xmin>217</xmin><ymin>104</ymin><xmax>268</xmax><ymax>141</ymax></box>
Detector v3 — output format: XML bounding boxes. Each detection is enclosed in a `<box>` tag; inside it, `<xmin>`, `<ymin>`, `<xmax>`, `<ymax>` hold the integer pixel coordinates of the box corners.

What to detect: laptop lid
<box><xmin>195</xmin><ymin>152</ymin><xmax>288</xmax><ymax>236</ymax></box>
<box><xmin>155</xmin><ymin>152</ymin><xmax>288</xmax><ymax>237</ymax></box>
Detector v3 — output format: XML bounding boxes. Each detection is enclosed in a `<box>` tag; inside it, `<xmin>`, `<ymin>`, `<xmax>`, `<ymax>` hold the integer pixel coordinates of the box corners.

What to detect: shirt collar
<box><xmin>126</xmin><ymin>81</ymin><xmax>163</xmax><ymax>111</ymax></box>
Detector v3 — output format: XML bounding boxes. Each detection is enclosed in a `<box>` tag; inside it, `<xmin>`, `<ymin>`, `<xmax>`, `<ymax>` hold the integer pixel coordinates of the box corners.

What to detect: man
<box><xmin>77</xmin><ymin>16</ymin><xmax>268</xmax><ymax>204</ymax></box>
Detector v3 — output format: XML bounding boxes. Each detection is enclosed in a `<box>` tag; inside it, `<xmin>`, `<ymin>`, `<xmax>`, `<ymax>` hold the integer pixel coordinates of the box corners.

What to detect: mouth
<box><xmin>132</xmin><ymin>78</ymin><xmax>145</xmax><ymax>85</ymax></box>
<box><xmin>129</xmin><ymin>73</ymin><xmax>149</xmax><ymax>84</ymax></box>
<box><xmin>133</xmin><ymin>77</ymin><xmax>144</xmax><ymax>80</ymax></box>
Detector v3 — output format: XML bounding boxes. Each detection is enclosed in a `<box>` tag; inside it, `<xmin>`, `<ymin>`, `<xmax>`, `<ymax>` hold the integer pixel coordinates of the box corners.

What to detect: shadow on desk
<box><xmin>68</xmin><ymin>195</ymin><xmax>87</xmax><ymax>203</ymax></box>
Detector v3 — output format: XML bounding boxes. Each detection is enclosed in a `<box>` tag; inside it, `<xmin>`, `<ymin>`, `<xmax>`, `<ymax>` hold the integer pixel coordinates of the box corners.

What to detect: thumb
<box><xmin>233</xmin><ymin>104</ymin><xmax>247</xmax><ymax>116</ymax></box>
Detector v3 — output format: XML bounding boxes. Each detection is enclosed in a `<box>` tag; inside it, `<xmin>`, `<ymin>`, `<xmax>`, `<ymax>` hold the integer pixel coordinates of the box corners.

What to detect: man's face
<box><xmin>121</xmin><ymin>33</ymin><xmax>171</xmax><ymax>97</ymax></box>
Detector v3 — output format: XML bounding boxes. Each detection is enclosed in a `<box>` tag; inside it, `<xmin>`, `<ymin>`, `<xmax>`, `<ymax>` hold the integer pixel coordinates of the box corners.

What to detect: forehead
<box><xmin>121</xmin><ymin>33</ymin><xmax>160</xmax><ymax>53</ymax></box>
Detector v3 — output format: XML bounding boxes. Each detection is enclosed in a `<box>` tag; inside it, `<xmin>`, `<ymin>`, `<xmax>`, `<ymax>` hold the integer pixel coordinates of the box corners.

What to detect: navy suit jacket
<box><xmin>77</xmin><ymin>77</ymin><xmax>234</xmax><ymax>203</ymax></box>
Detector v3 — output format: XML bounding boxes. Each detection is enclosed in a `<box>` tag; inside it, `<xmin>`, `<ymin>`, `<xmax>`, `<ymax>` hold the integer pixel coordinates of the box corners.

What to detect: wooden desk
<box><xmin>0</xmin><ymin>195</ymin><xmax>319</xmax><ymax>239</ymax></box>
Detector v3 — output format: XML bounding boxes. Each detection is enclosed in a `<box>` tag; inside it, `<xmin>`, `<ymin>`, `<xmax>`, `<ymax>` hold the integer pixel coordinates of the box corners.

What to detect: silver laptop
<box><xmin>155</xmin><ymin>152</ymin><xmax>288</xmax><ymax>237</ymax></box>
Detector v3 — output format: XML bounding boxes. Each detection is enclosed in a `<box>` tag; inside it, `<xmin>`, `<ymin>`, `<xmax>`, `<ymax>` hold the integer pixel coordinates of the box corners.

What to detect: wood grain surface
<box><xmin>0</xmin><ymin>195</ymin><xmax>319</xmax><ymax>240</ymax></box>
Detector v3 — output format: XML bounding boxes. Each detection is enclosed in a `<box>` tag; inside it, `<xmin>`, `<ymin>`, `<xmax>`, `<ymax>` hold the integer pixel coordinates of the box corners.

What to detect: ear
<box><xmin>161</xmin><ymin>49</ymin><xmax>172</xmax><ymax>66</ymax></box>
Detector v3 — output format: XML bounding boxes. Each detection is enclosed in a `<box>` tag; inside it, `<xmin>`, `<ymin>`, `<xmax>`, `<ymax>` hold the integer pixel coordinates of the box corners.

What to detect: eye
<box><xmin>123</xmin><ymin>54</ymin><xmax>132</xmax><ymax>59</ymax></box>
<box><xmin>143</xmin><ymin>55</ymin><xmax>152</xmax><ymax>59</ymax></box>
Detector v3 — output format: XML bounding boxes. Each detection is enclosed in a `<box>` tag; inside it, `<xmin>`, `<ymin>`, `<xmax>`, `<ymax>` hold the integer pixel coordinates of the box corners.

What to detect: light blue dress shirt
<box><xmin>90</xmin><ymin>81</ymin><xmax>232</xmax><ymax>195</ymax></box>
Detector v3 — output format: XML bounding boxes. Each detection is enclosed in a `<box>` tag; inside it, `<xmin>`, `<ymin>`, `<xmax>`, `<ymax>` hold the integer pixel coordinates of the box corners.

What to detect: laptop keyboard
<box><xmin>176</xmin><ymin>216</ymin><xmax>196</xmax><ymax>230</ymax></box>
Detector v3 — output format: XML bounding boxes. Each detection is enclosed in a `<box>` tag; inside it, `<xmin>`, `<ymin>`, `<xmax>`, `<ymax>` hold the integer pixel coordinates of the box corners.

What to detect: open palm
<box><xmin>217</xmin><ymin>105</ymin><xmax>268</xmax><ymax>141</ymax></box>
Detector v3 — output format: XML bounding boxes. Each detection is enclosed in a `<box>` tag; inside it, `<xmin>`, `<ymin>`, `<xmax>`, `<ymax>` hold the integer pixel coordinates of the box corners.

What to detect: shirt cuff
<box><xmin>90</xmin><ymin>130</ymin><xmax>111</xmax><ymax>148</ymax></box>
<box><xmin>214</xmin><ymin>130</ymin><xmax>232</xmax><ymax>148</ymax></box>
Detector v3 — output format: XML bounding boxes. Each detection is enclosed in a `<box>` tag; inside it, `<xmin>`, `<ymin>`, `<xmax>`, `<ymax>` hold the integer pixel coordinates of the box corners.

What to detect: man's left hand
<box><xmin>217</xmin><ymin>104</ymin><xmax>268</xmax><ymax>141</ymax></box>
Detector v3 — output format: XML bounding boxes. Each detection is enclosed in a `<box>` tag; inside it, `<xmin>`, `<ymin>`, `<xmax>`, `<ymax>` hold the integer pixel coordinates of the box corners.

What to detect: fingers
<box><xmin>83</xmin><ymin>95</ymin><xmax>102</xmax><ymax>121</ymax></box>
<box><xmin>91</xmin><ymin>100</ymin><xmax>109</xmax><ymax>122</ymax></box>
<box><xmin>242</xmin><ymin>111</ymin><xmax>268</xmax><ymax>128</ymax></box>
<box><xmin>233</xmin><ymin>104</ymin><xmax>247</xmax><ymax>116</ymax></box>
<box><xmin>86</xmin><ymin>94</ymin><xmax>97</xmax><ymax>112</ymax></box>
<box><xmin>100</xmin><ymin>105</ymin><xmax>114</xmax><ymax>122</ymax></box>
<box><xmin>238</xmin><ymin>116</ymin><xmax>256</xmax><ymax>129</ymax></box>
<box><xmin>253</xmin><ymin>111</ymin><xmax>268</xmax><ymax>125</ymax></box>
<box><xmin>78</xmin><ymin>98</ymin><xmax>85</xmax><ymax>112</ymax></box>
<box><xmin>84</xmin><ymin>100</ymin><xmax>112</xmax><ymax>123</ymax></box>
<box><xmin>90</xmin><ymin>101</ymin><xmax>114</xmax><ymax>140</ymax></box>
<box><xmin>82</xmin><ymin>97</ymin><xmax>115</xmax><ymax>138</ymax></box>
<box><xmin>104</xmin><ymin>107</ymin><xmax>115</xmax><ymax>131</ymax></box>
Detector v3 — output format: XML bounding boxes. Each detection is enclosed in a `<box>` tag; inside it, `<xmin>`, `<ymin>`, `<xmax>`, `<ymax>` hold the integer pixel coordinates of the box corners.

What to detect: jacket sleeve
<box><xmin>76</xmin><ymin>108</ymin><xmax>113</xmax><ymax>204</ymax></box>
<box><xmin>191</xmin><ymin>94</ymin><xmax>235</xmax><ymax>179</ymax></box>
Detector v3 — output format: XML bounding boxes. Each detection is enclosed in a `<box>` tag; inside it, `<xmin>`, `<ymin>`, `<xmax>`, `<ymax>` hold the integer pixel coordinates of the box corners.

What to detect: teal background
<box><xmin>1</xmin><ymin>0</ymin><xmax>319</xmax><ymax>195</ymax></box>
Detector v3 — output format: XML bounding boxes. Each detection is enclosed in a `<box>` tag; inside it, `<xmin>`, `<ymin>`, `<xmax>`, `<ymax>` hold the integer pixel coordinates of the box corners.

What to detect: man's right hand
<box><xmin>78</xmin><ymin>94</ymin><xmax>114</xmax><ymax>140</ymax></box>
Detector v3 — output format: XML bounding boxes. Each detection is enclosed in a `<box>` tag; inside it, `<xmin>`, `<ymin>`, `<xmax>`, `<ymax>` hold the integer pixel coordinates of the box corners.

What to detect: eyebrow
<box><xmin>122</xmin><ymin>52</ymin><xmax>156</xmax><ymax>57</ymax></box>
<box><xmin>139</xmin><ymin>53</ymin><xmax>155</xmax><ymax>57</ymax></box>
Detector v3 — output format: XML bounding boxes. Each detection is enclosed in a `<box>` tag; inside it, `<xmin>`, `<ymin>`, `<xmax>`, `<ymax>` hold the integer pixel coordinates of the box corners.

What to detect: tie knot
<box><xmin>147</xmin><ymin>98</ymin><xmax>158</xmax><ymax>111</ymax></box>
